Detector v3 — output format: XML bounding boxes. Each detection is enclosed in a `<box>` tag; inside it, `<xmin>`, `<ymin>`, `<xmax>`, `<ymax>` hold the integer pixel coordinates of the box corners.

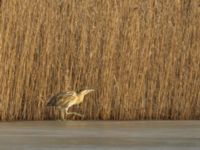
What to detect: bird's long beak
<box><xmin>88</xmin><ymin>89</ymin><xmax>95</xmax><ymax>93</ymax></box>
<box><xmin>86</xmin><ymin>89</ymin><xmax>95</xmax><ymax>94</ymax></box>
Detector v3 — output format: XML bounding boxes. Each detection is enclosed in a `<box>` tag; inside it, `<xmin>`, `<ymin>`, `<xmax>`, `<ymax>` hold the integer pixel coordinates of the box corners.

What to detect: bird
<box><xmin>47</xmin><ymin>89</ymin><xmax>94</xmax><ymax>120</ymax></box>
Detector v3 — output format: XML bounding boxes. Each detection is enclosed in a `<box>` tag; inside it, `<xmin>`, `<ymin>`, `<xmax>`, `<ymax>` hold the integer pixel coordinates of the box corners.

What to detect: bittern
<box><xmin>47</xmin><ymin>89</ymin><xmax>94</xmax><ymax>120</ymax></box>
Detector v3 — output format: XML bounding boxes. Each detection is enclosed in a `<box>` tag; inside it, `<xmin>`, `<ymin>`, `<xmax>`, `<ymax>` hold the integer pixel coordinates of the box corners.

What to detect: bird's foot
<box><xmin>66</xmin><ymin>112</ymin><xmax>84</xmax><ymax>118</ymax></box>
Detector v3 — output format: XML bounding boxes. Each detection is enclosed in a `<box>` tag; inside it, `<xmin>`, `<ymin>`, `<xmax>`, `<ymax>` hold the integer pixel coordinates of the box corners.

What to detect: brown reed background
<box><xmin>0</xmin><ymin>0</ymin><xmax>200</xmax><ymax>121</ymax></box>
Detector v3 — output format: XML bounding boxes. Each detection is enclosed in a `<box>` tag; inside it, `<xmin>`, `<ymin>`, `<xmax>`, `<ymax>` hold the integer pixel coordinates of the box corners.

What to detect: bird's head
<box><xmin>80</xmin><ymin>89</ymin><xmax>95</xmax><ymax>96</ymax></box>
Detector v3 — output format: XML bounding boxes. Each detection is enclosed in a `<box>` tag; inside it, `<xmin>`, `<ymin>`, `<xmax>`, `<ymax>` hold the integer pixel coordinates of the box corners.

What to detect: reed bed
<box><xmin>0</xmin><ymin>0</ymin><xmax>199</xmax><ymax>120</ymax></box>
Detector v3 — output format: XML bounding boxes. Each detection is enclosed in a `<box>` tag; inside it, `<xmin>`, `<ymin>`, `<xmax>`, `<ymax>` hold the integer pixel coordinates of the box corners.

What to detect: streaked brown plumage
<box><xmin>47</xmin><ymin>89</ymin><xmax>94</xmax><ymax>120</ymax></box>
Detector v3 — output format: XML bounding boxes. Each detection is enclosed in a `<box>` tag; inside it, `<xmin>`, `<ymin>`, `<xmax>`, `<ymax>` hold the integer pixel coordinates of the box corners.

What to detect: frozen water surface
<box><xmin>0</xmin><ymin>121</ymin><xmax>199</xmax><ymax>150</ymax></box>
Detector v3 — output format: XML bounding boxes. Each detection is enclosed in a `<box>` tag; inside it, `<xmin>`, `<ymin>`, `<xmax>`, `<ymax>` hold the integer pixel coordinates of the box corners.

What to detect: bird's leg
<box><xmin>65</xmin><ymin>107</ymin><xmax>84</xmax><ymax>117</ymax></box>
<box><xmin>65</xmin><ymin>107</ymin><xmax>69</xmax><ymax>115</ymax></box>
<box><xmin>60</xmin><ymin>109</ymin><xmax>65</xmax><ymax>121</ymax></box>
<box><xmin>67</xmin><ymin>112</ymin><xmax>84</xmax><ymax>117</ymax></box>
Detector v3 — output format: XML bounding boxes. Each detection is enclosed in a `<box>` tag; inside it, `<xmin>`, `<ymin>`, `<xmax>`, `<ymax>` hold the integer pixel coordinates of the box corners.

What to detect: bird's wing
<box><xmin>47</xmin><ymin>91</ymin><xmax>77</xmax><ymax>107</ymax></box>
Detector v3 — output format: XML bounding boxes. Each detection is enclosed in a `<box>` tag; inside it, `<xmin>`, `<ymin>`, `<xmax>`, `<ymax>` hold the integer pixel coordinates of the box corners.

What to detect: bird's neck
<box><xmin>77</xmin><ymin>94</ymin><xmax>85</xmax><ymax>103</ymax></box>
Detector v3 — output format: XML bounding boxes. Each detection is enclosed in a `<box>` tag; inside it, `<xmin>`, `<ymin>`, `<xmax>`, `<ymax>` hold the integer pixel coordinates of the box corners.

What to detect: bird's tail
<box><xmin>46</xmin><ymin>97</ymin><xmax>55</xmax><ymax>106</ymax></box>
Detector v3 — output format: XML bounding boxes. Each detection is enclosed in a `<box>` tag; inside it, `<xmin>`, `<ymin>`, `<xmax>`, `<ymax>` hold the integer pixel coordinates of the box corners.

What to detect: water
<box><xmin>0</xmin><ymin>121</ymin><xmax>199</xmax><ymax>150</ymax></box>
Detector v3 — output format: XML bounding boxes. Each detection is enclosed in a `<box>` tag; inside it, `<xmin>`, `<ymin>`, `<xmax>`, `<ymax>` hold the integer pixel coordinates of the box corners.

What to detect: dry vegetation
<box><xmin>0</xmin><ymin>0</ymin><xmax>200</xmax><ymax>121</ymax></box>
